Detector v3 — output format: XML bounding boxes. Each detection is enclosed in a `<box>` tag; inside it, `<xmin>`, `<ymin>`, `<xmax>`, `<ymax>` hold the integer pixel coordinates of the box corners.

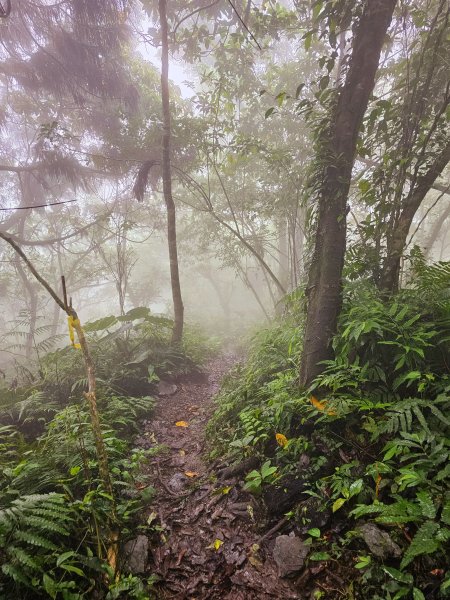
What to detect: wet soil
<box><xmin>136</xmin><ymin>353</ymin><xmax>302</xmax><ymax>599</ymax></box>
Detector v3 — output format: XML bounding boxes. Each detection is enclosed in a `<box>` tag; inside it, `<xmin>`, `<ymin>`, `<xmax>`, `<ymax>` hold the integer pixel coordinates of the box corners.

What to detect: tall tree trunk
<box><xmin>158</xmin><ymin>0</ymin><xmax>184</xmax><ymax>344</ymax></box>
<box><xmin>300</xmin><ymin>0</ymin><xmax>396</xmax><ymax>386</ymax></box>
<box><xmin>380</xmin><ymin>139</ymin><xmax>450</xmax><ymax>292</ymax></box>
<box><xmin>277</xmin><ymin>216</ymin><xmax>289</xmax><ymax>298</ymax></box>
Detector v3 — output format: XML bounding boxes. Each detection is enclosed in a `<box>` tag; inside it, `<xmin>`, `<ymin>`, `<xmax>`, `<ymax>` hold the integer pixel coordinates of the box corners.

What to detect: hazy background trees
<box><xmin>0</xmin><ymin>0</ymin><xmax>448</xmax><ymax>379</ymax></box>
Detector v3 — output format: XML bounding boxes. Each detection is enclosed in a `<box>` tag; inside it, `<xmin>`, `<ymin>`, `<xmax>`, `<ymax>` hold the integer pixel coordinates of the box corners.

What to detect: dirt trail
<box><xmin>136</xmin><ymin>353</ymin><xmax>301</xmax><ymax>600</ymax></box>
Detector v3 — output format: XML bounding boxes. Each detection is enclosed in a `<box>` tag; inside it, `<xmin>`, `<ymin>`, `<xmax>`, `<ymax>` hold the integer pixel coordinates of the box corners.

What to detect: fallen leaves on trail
<box><xmin>139</xmin><ymin>355</ymin><xmax>303</xmax><ymax>599</ymax></box>
<box><xmin>185</xmin><ymin>471</ymin><xmax>199</xmax><ymax>478</ymax></box>
<box><xmin>248</xmin><ymin>543</ymin><xmax>263</xmax><ymax>568</ymax></box>
<box><xmin>207</xmin><ymin>538</ymin><xmax>224</xmax><ymax>551</ymax></box>
<box><xmin>275</xmin><ymin>433</ymin><xmax>288</xmax><ymax>448</ymax></box>
<box><xmin>147</xmin><ymin>511</ymin><xmax>157</xmax><ymax>525</ymax></box>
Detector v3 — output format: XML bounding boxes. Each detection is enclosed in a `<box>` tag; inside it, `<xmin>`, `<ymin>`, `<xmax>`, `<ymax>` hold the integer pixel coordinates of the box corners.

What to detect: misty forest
<box><xmin>0</xmin><ymin>0</ymin><xmax>449</xmax><ymax>598</ymax></box>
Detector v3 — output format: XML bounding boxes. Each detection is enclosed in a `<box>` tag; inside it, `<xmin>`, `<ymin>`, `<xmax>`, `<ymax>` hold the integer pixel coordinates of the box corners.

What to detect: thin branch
<box><xmin>226</xmin><ymin>0</ymin><xmax>261</xmax><ymax>50</ymax></box>
<box><xmin>173</xmin><ymin>0</ymin><xmax>220</xmax><ymax>38</ymax></box>
<box><xmin>0</xmin><ymin>231</ymin><xmax>66</xmax><ymax>312</ymax></box>
<box><xmin>0</xmin><ymin>199</ymin><xmax>78</xmax><ymax>211</ymax></box>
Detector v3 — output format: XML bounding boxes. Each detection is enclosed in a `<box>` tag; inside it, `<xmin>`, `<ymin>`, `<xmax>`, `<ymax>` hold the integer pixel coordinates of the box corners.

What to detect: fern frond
<box><xmin>401</xmin><ymin>521</ymin><xmax>440</xmax><ymax>568</ymax></box>
<box><xmin>7</xmin><ymin>546</ymin><xmax>40</xmax><ymax>570</ymax></box>
<box><xmin>13</xmin><ymin>530</ymin><xmax>59</xmax><ymax>551</ymax></box>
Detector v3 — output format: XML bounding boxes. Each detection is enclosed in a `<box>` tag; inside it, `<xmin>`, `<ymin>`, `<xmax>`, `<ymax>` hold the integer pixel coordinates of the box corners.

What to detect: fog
<box><xmin>0</xmin><ymin>0</ymin><xmax>448</xmax><ymax>377</ymax></box>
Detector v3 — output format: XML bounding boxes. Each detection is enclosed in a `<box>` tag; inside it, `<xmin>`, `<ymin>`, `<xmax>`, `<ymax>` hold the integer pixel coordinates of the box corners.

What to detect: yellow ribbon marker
<box><xmin>67</xmin><ymin>315</ymin><xmax>81</xmax><ymax>349</ymax></box>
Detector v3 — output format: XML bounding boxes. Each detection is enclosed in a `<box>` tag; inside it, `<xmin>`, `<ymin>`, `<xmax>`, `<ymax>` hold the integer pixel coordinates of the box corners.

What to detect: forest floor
<box><xmin>135</xmin><ymin>353</ymin><xmax>302</xmax><ymax>600</ymax></box>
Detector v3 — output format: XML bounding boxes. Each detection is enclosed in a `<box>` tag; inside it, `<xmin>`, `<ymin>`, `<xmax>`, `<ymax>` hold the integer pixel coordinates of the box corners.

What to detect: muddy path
<box><xmin>136</xmin><ymin>353</ymin><xmax>302</xmax><ymax>600</ymax></box>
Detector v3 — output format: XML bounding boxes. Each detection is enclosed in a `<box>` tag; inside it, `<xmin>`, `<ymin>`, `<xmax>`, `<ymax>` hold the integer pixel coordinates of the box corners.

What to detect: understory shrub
<box><xmin>0</xmin><ymin>309</ymin><xmax>211</xmax><ymax>598</ymax></box>
<box><xmin>0</xmin><ymin>393</ymin><xmax>156</xmax><ymax>599</ymax></box>
<box><xmin>209</xmin><ymin>262</ymin><xmax>450</xmax><ymax>598</ymax></box>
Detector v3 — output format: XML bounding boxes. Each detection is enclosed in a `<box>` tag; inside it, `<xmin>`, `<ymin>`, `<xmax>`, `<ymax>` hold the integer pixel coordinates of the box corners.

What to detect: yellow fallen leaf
<box><xmin>175</xmin><ymin>421</ymin><xmax>189</xmax><ymax>427</ymax></box>
<box><xmin>184</xmin><ymin>471</ymin><xmax>198</xmax><ymax>478</ymax></box>
<box><xmin>206</xmin><ymin>538</ymin><xmax>224</xmax><ymax>550</ymax></box>
<box><xmin>179</xmin><ymin>449</ymin><xmax>186</xmax><ymax>456</ymax></box>
<box><xmin>275</xmin><ymin>433</ymin><xmax>288</xmax><ymax>448</ymax></box>
<box><xmin>310</xmin><ymin>395</ymin><xmax>327</xmax><ymax>411</ymax></box>
<box><xmin>310</xmin><ymin>396</ymin><xmax>336</xmax><ymax>416</ymax></box>
<box><xmin>248</xmin><ymin>554</ymin><xmax>263</xmax><ymax>568</ymax></box>
<box><xmin>147</xmin><ymin>511</ymin><xmax>157</xmax><ymax>525</ymax></box>
<box><xmin>248</xmin><ymin>543</ymin><xmax>263</xmax><ymax>567</ymax></box>
<box><xmin>221</xmin><ymin>486</ymin><xmax>232</xmax><ymax>495</ymax></box>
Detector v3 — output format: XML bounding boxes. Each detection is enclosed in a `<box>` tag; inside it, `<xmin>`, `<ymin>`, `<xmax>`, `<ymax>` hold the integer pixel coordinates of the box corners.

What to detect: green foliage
<box><xmin>1</xmin><ymin>309</ymin><xmax>212</xmax><ymax>438</ymax></box>
<box><xmin>243</xmin><ymin>460</ymin><xmax>278</xmax><ymax>495</ymax></box>
<box><xmin>0</xmin><ymin>494</ymin><xmax>80</xmax><ymax>595</ymax></box>
<box><xmin>0</xmin><ymin>326</ymin><xmax>152</xmax><ymax>596</ymax></box>
<box><xmin>0</xmin><ymin>307</ymin><xmax>211</xmax><ymax>598</ymax></box>
<box><xmin>209</xmin><ymin>272</ymin><xmax>450</xmax><ymax>597</ymax></box>
<box><xmin>0</xmin><ymin>390</ymin><xmax>157</xmax><ymax>598</ymax></box>
<box><xmin>207</xmin><ymin>304</ymin><xmax>304</xmax><ymax>459</ymax></box>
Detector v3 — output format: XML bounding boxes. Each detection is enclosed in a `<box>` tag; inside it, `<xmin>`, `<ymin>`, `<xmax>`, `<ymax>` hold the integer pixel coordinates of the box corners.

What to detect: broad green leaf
<box><xmin>332</xmin><ymin>498</ymin><xmax>346</xmax><ymax>512</ymax></box>
<box><xmin>381</xmin><ymin>565</ymin><xmax>413</xmax><ymax>585</ymax></box>
<box><xmin>309</xmin><ymin>551</ymin><xmax>330</xmax><ymax>561</ymax></box>
<box><xmin>43</xmin><ymin>574</ymin><xmax>57</xmax><ymax>599</ymax></box>
<box><xmin>307</xmin><ymin>528</ymin><xmax>321</xmax><ymax>538</ymax></box>
<box><xmin>304</xmin><ymin>32</ymin><xmax>313</xmax><ymax>51</ymax></box>
<box><xmin>117</xmin><ymin>306</ymin><xmax>150</xmax><ymax>321</ymax></box>
<box><xmin>83</xmin><ymin>315</ymin><xmax>117</xmax><ymax>332</ymax></box>
<box><xmin>57</xmin><ymin>551</ymin><xmax>76</xmax><ymax>566</ymax></box>
<box><xmin>61</xmin><ymin>564</ymin><xmax>85</xmax><ymax>577</ymax></box>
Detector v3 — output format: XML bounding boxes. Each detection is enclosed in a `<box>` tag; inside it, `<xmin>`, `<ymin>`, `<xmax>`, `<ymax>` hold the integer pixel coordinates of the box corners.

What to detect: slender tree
<box><xmin>159</xmin><ymin>0</ymin><xmax>184</xmax><ymax>344</ymax></box>
<box><xmin>380</xmin><ymin>140</ymin><xmax>450</xmax><ymax>291</ymax></box>
<box><xmin>300</xmin><ymin>0</ymin><xmax>397</xmax><ymax>386</ymax></box>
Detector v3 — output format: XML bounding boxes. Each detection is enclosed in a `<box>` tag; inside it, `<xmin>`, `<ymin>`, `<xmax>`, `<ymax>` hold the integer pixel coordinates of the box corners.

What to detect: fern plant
<box><xmin>0</xmin><ymin>494</ymin><xmax>78</xmax><ymax>593</ymax></box>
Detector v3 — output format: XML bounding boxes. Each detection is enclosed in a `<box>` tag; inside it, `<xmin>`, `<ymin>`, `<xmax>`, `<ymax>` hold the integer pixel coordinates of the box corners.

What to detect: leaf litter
<box><xmin>136</xmin><ymin>353</ymin><xmax>305</xmax><ymax>599</ymax></box>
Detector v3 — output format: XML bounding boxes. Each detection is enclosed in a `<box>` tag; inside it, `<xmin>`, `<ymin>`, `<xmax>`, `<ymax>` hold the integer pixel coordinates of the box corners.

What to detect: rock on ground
<box><xmin>123</xmin><ymin>535</ymin><xmax>149</xmax><ymax>574</ymax></box>
<box><xmin>273</xmin><ymin>534</ymin><xmax>310</xmax><ymax>577</ymax></box>
<box><xmin>358</xmin><ymin>523</ymin><xmax>401</xmax><ymax>559</ymax></box>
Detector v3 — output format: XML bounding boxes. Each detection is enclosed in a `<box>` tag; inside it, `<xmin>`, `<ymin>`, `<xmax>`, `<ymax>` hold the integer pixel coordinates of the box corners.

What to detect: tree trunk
<box><xmin>158</xmin><ymin>0</ymin><xmax>184</xmax><ymax>345</ymax></box>
<box><xmin>278</xmin><ymin>216</ymin><xmax>289</xmax><ymax>293</ymax></box>
<box><xmin>380</xmin><ymin>139</ymin><xmax>450</xmax><ymax>292</ymax></box>
<box><xmin>300</xmin><ymin>0</ymin><xmax>396</xmax><ymax>386</ymax></box>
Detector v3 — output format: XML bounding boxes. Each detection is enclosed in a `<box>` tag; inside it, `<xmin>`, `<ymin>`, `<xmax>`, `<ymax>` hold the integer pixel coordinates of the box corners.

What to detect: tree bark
<box><xmin>158</xmin><ymin>0</ymin><xmax>184</xmax><ymax>345</ymax></box>
<box><xmin>300</xmin><ymin>0</ymin><xmax>396</xmax><ymax>386</ymax></box>
<box><xmin>380</xmin><ymin>139</ymin><xmax>450</xmax><ymax>292</ymax></box>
